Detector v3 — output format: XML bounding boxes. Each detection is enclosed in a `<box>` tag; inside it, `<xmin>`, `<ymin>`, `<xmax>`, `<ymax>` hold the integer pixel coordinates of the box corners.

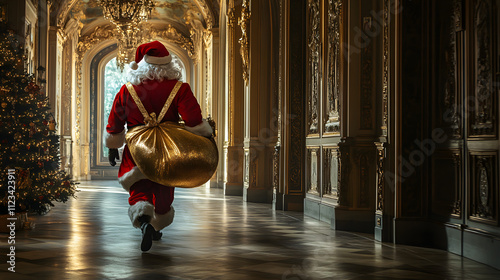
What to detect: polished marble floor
<box><xmin>1</xmin><ymin>181</ymin><xmax>500</xmax><ymax>279</ymax></box>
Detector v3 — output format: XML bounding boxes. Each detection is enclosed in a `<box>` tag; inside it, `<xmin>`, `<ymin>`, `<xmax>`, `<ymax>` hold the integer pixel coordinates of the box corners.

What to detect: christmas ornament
<box><xmin>49</xmin><ymin>120</ymin><xmax>55</xmax><ymax>131</ymax></box>
<box><xmin>1</xmin><ymin>102</ymin><xmax>7</xmax><ymax>108</ymax></box>
<box><xmin>14</xmin><ymin>132</ymin><xmax>22</xmax><ymax>141</ymax></box>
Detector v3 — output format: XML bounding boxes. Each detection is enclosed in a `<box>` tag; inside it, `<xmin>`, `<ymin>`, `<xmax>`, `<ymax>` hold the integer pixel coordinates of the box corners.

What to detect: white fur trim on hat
<box><xmin>104</xmin><ymin>129</ymin><xmax>125</xmax><ymax>149</ymax></box>
<box><xmin>128</xmin><ymin>201</ymin><xmax>155</xmax><ymax>228</ymax></box>
<box><xmin>144</xmin><ymin>53</ymin><xmax>172</xmax><ymax>65</ymax></box>
<box><xmin>185</xmin><ymin>119</ymin><xmax>213</xmax><ymax>137</ymax></box>
<box><xmin>118</xmin><ymin>166</ymin><xmax>148</xmax><ymax>191</ymax></box>
<box><xmin>151</xmin><ymin>207</ymin><xmax>175</xmax><ymax>231</ymax></box>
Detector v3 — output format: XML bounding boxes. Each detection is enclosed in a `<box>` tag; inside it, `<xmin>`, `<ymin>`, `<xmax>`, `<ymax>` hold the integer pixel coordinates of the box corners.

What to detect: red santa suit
<box><xmin>104</xmin><ymin>44</ymin><xmax>212</xmax><ymax>231</ymax></box>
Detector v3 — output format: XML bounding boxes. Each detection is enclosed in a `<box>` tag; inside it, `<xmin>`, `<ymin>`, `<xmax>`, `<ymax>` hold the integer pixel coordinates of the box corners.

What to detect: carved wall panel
<box><xmin>468</xmin><ymin>0</ymin><xmax>497</xmax><ymax>137</ymax></box>
<box><xmin>438</xmin><ymin>0</ymin><xmax>461</xmax><ymax>138</ymax></box>
<box><xmin>376</xmin><ymin>145</ymin><xmax>385</xmax><ymax>213</ymax></box>
<box><xmin>469</xmin><ymin>152</ymin><xmax>498</xmax><ymax>225</ymax></box>
<box><xmin>323</xmin><ymin>147</ymin><xmax>339</xmax><ymax>199</ymax></box>
<box><xmin>307</xmin><ymin>147</ymin><xmax>320</xmax><ymax>195</ymax></box>
<box><xmin>324</xmin><ymin>0</ymin><xmax>342</xmax><ymax>135</ymax></box>
<box><xmin>306</xmin><ymin>0</ymin><xmax>321</xmax><ymax>135</ymax></box>
<box><xmin>238</xmin><ymin>0</ymin><xmax>250</xmax><ymax>84</ymax></box>
<box><xmin>287</xmin><ymin>0</ymin><xmax>306</xmax><ymax>194</ymax></box>
<box><xmin>273</xmin><ymin>146</ymin><xmax>280</xmax><ymax>190</ymax></box>
<box><xmin>61</xmin><ymin>43</ymin><xmax>72</xmax><ymax>136</ymax></box>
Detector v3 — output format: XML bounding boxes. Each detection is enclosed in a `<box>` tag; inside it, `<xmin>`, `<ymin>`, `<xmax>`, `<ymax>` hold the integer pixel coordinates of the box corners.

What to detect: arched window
<box><xmin>102</xmin><ymin>57</ymin><xmax>129</xmax><ymax>157</ymax></box>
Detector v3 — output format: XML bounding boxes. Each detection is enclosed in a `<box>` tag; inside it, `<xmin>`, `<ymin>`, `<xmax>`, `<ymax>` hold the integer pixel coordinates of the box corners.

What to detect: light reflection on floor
<box><xmin>0</xmin><ymin>180</ymin><xmax>499</xmax><ymax>279</ymax></box>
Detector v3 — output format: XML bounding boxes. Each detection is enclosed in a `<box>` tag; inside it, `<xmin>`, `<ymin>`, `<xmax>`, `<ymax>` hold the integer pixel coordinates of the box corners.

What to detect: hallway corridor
<box><xmin>0</xmin><ymin>182</ymin><xmax>499</xmax><ymax>279</ymax></box>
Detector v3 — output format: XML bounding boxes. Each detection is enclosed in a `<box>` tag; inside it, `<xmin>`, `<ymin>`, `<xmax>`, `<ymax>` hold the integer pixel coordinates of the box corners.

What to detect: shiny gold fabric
<box><xmin>126</xmin><ymin>122</ymin><xmax>218</xmax><ymax>188</ymax></box>
<box><xmin>124</xmin><ymin>82</ymin><xmax>218</xmax><ymax>188</ymax></box>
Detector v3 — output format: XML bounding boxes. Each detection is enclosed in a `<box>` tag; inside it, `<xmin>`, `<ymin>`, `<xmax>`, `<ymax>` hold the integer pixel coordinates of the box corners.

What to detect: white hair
<box><xmin>127</xmin><ymin>58</ymin><xmax>183</xmax><ymax>85</ymax></box>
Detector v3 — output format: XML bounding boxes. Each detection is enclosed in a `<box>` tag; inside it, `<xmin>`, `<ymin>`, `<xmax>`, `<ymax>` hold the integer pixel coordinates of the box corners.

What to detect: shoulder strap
<box><xmin>126</xmin><ymin>81</ymin><xmax>183</xmax><ymax>124</ymax></box>
<box><xmin>126</xmin><ymin>82</ymin><xmax>150</xmax><ymax>120</ymax></box>
<box><xmin>157</xmin><ymin>81</ymin><xmax>183</xmax><ymax>123</ymax></box>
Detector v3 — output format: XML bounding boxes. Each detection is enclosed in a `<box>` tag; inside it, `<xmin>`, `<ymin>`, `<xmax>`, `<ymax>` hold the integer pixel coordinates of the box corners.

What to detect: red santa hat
<box><xmin>129</xmin><ymin>41</ymin><xmax>172</xmax><ymax>70</ymax></box>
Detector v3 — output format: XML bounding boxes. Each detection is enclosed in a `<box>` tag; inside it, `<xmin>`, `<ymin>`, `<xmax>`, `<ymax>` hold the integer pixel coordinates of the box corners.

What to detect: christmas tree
<box><xmin>0</xmin><ymin>20</ymin><xmax>77</xmax><ymax>215</ymax></box>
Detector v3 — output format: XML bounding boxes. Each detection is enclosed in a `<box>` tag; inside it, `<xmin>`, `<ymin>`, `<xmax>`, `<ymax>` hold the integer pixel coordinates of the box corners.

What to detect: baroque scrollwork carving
<box><xmin>381</xmin><ymin>0</ymin><xmax>389</xmax><ymax>135</ymax></box>
<box><xmin>307</xmin><ymin>148</ymin><xmax>320</xmax><ymax>195</ymax></box>
<box><xmin>227</xmin><ymin>7</ymin><xmax>236</xmax><ymax>28</ymax></box>
<box><xmin>443</xmin><ymin>2</ymin><xmax>461</xmax><ymax>137</ymax></box>
<box><xmin>471</xmin><ymin>0</ymin><xmax>495</xmax><ymax>136</ymax></box>
<box><xmin>307</xmin><ymin>0</ymin><xmax>320</xmax><ymax>135</ymax></box>
<box><xmin>322</xmin><ymin>147</ymin><xmax>338</xmax><ymax>199</ymax></box>
<box><xmin>238</xmin><ymin>0</ymin><xmax>250</xmax><ymax>84</ymax></box>
<box><xmin>273</xmin><ymin>146</ymin><xmax>280</xmax><ymax>190</ymax></box>
<box><xmin>141</xmin><ymin>23</ymin><xmax>196</xmax><ymax>60</ymax></box>
<box><xmin>194</xmin><ymin>0</ymin><xmax>216</xmax><ymax>29</ymax></box>
<box><xmin>324</xmin><ymin>0</ymin><xmax>342</xmax><ymax>134</ymax></box>
<box><xmin>62</xmin><ymin>44</ymin><xmax>72</xmax><ymax>136</ymax></box>
<box><xmin>451</xmin><ymin>151</ymin><xmax>462</xmax><ymax>218</ymax></box>
<box><xmin>470</xmin><ymin>154</ymin><xmax>496</xmax><ymax>224</ymax></box>
<box><xmin>376</xmin><ymin>147</ymin><xmax>385</xmax><ymax>212</ymax></box>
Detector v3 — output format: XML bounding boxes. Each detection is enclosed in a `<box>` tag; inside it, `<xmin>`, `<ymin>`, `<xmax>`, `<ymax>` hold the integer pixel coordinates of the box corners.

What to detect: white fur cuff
<box><xmin>151</xmin><ymin>207</ymin><xmax>175</xmax><ymax>231</ymax></box>
<box><xmin>118</xmin><ymin>166</ymin><xmax>148</xmax><ymax>191</ymax></box>
<box><xmin>185</xmin><ymin>119</ymin><xmax>213</xmax><ymax>137</ymax></box>
<box><xmin>144</xmin><ymin>54</ymin><xmax>172</xmax><ymax>65</ymax></box>
<box><xmin>104</xmin><ymin>129</ymin><xmax>125</xmax><ymax>149</ymax></box>
<box><xmin>128</xmin><ymin>201</ymin><xmax>155</xmax><ymax>228</ymax></box>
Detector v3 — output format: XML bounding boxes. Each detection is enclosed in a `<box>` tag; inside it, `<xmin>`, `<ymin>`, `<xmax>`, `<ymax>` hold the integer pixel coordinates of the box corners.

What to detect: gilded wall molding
<box><xmin>142</xmin><ymin>23</ymin><xmax>196</xmax><ymax>60</ymax></box>
<box><xmin>57</xmin><ymin>0</ymin><xmax>216</xmax><ymax>30</ymax></box>
<box><xmin>469</xmin><ymin>154</ymin><xmax>497</xmax><ymax>224</ymax></box>
<box><xmin>322</xmin><ymin>147</ymin><xmax>338</xmax><ymax>199</ymax></box>
<box><xmin>443</xmin><ymin>2</ymin><xmax>461</xmax><ymax>138</ymax></box>
<box><xmin>324</xmin><ymin>0</ymin><xmax>342</xmax><ymax>134</ymax></box>
<box><xmin>307</xmin><ymin>0</ymin><xmax>321</xmax><ymax>135</ymax></box>
<box><xmin>470</xmin><ymin>0</ymin><xmax>495</xmax><ymax>136</ymax></box>
<box><xmin>376</xmin><ymin>145</ymin><xmax>385</xmax><ymax>213</ymax></box>
<box><xmin>307</xmin><ymin>147</ymin><xmax>320</xmax><ymax>195</ymax></box>
<box><xmin>227</xmin><ymin>7</ymin><xmax>236</xmax><ymax>28</ymax></box>
<box><xmin>194</xmin><ymin>0</ymin><xmax>216</xmax><ymax>29</ymax></box>
<box><xmin>238</xmin><ymin>0</ymin><xmax>250</xmax><ymax>84</ymax></box>
<box><xmin>381</xmin><ymin>0</ymin><xmax>389</xmax><ymax>135</ymax></box>
<box><xmin>451</xmin><ymin>151</ymin><xmax>462</xmax><ymax>217</ymax></box>
<box><xmin>273</xmin><ymin>146</ymin><xmax>280</xmax><ymax>190</ymax></box>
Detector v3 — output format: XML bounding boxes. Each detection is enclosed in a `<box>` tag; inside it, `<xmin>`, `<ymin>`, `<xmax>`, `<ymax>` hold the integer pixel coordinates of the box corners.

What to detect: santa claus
<box><xmin>104</xmin><ymin>41</ymin><xmax>212</xmax><ymax>251</ymax></box>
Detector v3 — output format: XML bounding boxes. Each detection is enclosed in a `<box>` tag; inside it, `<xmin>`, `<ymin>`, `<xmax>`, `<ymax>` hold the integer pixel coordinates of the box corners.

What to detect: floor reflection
<box><xmin>0</xmin><ymin>180</ymin><xmax>499</xmax><ymax>279</ymax></box>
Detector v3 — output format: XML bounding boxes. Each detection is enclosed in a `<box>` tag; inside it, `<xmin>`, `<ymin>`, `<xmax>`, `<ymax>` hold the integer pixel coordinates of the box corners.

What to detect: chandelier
<box><xmin>98</xmin><ymin>0</ymin><xmax>155</xmax><ymax>71</ymax></box>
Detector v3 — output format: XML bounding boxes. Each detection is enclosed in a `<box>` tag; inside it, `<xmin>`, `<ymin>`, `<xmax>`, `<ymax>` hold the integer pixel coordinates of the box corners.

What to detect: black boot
<box><xmin>139</xmin><ymin>215</ymin><xmax>154</xmax><ymax>252</ymax></box>
<box><xmin>152</xmin><ymin>230</ymin><xmax>162</xmax><ymax>241</ymax></box>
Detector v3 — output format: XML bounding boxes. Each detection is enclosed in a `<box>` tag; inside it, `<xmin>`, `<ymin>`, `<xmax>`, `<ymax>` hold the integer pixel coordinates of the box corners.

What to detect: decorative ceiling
<box><xmin>53</xmin><ymin>0</ymin><xmax>219</xmax><ymax>35</ymax></box>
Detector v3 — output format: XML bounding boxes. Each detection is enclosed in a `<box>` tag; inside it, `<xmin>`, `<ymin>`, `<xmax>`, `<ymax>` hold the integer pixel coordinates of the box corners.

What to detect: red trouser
<box><xmin>128</xmin><ymin>179</ymin><xmax>175</xmax><ymax>215</ymax></box>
